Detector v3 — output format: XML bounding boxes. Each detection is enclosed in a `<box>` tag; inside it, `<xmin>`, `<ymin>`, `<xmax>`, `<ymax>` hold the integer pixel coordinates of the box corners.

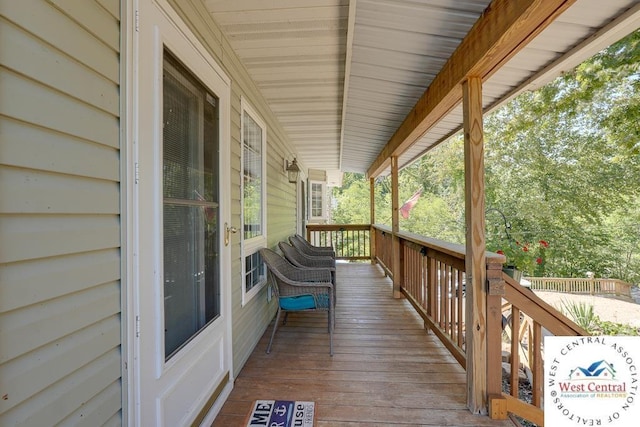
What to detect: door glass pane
<box><xmin>163</xmin><ymin>51</ymin><xmax>220</xmax><ymax>360</ymax></box>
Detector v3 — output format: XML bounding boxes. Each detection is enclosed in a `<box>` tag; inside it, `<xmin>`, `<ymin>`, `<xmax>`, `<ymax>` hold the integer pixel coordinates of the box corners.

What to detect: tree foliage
<box><xmin>331</xmin><ymin>30</ymin><xmax>640</xmax><ymax>284</ymax></box>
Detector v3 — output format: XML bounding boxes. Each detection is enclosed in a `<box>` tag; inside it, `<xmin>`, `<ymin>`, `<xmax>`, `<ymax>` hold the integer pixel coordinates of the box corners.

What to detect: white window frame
<box><xmin>309</xmin><ymin>180</ymin><xmax>327</xmax><ymax>220</ymax></box>
<box><xmin>240</xmin><ymin>98</ymin><xmax>267</xmax><ymax>305</ymax></box>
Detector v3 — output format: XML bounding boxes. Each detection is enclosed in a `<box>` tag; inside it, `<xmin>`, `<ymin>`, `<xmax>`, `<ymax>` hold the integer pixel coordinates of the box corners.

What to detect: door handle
<box><xmin>224</xmin><ymin>223</ymin><xmax>238</xmax><ymax>246</ymax></box>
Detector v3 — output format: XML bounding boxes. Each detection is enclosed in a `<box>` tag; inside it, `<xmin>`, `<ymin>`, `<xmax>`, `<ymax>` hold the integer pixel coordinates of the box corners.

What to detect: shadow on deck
<box><xmin>212</xmin><ymin>263</ymin><xmax>514</xmax><ymax>426</ymax></box>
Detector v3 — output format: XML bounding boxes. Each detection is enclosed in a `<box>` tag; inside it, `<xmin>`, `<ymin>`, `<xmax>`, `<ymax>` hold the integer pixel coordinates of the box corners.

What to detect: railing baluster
<box><xmin>422</xmin><ymin>252</ymin><xmax>428</xmax><ymax>309</ymax></box>
<box><xmin>532</xmin><ymin>321</ymin><xmax>542</xmax><ymax>408</ymax></box>
<box><xmin>428</xmin><ymin>255</ymin><xmax>436</xmax><ymax>319</ymax></box>
<box><xmin>510</xmin><ymin>306</ymin><xmax>520</xmax><ymax>399</ymax></box>
<box><xmin>444</xmin><ymin>265</ymin><xmax>450</xmax><ymax>336</ymax></box>
<box><xmin>457</xmin><ymin>270</ymin><xmax>464</xmax><ymax>348</ymax></box>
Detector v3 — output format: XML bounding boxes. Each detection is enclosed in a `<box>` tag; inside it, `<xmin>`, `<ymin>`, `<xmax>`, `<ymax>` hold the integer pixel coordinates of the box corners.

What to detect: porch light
<box><xmin>285</xmin><ymin>158</ymin><xmax>300</xmax><ymax>183</ymax></box>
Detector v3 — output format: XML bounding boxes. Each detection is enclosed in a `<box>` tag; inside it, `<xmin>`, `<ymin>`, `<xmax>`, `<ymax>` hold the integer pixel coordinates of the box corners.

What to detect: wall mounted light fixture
<box><xmin>285</xmin><ymin>158</ymin><xmax>301</xmax><ymax>183</ymax></box>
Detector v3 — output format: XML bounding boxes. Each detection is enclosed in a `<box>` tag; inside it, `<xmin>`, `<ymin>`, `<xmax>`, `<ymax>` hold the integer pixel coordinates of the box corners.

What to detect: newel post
<box><xmin>463</xmin><ymin>76</ymin><xmax>487</xmax><ymax>414</ymax></box>
<box><xmin>487</xmin><ymin>259</ymin><xmax>507</xmax><ymax>419</ymax></box>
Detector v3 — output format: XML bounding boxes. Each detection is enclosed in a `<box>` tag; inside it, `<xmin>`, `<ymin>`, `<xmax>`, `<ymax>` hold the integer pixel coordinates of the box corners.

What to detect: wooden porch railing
<box><xmin>304</xmin><ymin>223</ymin><xmax>589</xmax><ymax>426</ymax></box>
<box><xmin>526</xmin><ymin>276</ymin><xmax>633</xmax><ymax>299</ymax></box>
<box><xmin>374</xmin><ymin>225</ymin><xmax>468</xmax><ymax>366</ymax></box>
<box><xmin>488</xmin><ymin>274</ymin><xmax>588</xmax><ymax>425</ymax></box>
<box><xmin>306</xmin><ymin>224</ymin><xmax>371</xmax><ymax>260</ymax></box>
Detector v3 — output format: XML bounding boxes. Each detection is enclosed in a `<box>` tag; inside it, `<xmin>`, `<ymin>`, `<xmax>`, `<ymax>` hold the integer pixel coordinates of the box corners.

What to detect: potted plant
<box><xmin>496</xmin><ymin>239</ymin><xmax>549</xmax><ymax>281</ymax></box>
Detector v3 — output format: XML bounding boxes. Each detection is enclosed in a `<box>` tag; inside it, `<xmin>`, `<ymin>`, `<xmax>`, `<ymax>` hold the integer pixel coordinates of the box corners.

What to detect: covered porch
<box><xmin>205</xmin><ymin>1</ymin><xmax>635</xmax><ymax>424</ymax></box>
<box><xmin>214</xmin><ymin>262</ymin><xmax>513</xmax><ymax>426</ymax></box>
<box><xmin>2</xmin><ymin>1</ymin><xmax>637</xmax><ymax>426</ymax></box>
<box><xmin>214</xmin><ymin>226</ymin><xmax>587</xmax><ymax>426</ymax></box>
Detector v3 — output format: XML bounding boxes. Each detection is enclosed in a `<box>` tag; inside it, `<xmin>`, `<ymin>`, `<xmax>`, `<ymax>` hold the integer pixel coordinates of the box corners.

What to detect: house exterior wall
<box><xmin>164</xmin><ymin>0</ymin><xmax>301</xmax><ymax>377</ymax></box>
<box><xmin>0</xmin><ymin>0</ymin><xmax>301</xmax><ymax>423</ymax></box>
<box><xmin>0</xmin><ymin>0</ymin><xmax>123</xmax><ymax>425</ymax></box>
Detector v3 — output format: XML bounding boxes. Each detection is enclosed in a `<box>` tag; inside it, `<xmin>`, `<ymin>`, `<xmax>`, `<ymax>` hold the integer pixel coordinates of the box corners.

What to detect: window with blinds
<box><xmin>241</xmin><ymin>101</ymin><xmax>267</xmax><ymax>304</ymax></box>
<box><xmin>243</xmin><ymin>111</ymin><xmax>263</xmax><ymax>241</ymax></box>
<box><xmin>163</xmin><ymin>51</ymin><xmax>220</xmax><ymax>359</ymax></box>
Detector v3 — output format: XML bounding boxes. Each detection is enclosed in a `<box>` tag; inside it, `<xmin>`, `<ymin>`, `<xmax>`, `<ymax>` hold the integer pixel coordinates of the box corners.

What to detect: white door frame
<box><xmin>125</xmin><ymin>0</ymin><xmax>233</xmax><ymax>425</ymax></box>
<box><xmin>297</xmin><ymin>174</ymin><xmax>308</xmax><ymax>237</ymax></box>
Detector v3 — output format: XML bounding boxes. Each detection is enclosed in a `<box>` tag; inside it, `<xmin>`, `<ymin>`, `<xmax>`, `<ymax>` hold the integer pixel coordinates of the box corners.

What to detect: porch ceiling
<box><xmin>205</xmin><ymin>0</ymin><xmax>640</xmax><ymax>181</ymax></box>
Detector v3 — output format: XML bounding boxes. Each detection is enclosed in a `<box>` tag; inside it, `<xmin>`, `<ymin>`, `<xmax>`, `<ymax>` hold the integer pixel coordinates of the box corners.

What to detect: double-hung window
<box><xmin>309</xmin><ymin>180</ymin><xmax>327</xmax><ymax>220</ymax></box>
<box><xmin>241</xmin><ymin>99</ymin><xmax>267</xmax><ymax>304</ymax></box>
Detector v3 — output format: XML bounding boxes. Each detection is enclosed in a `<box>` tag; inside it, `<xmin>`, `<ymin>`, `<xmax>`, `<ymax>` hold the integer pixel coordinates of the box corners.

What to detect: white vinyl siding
<box><xmin>0</xmin><ymin>1</ymin><xmax>122</xmax><ymax>426</ymax></box>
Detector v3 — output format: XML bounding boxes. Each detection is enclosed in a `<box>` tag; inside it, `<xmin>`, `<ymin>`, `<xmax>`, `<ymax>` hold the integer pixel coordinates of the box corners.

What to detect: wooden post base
<box><xmin>489</xmin><ymin>394</ymin><xmax>508</xmax><ymax>420</ymax></box>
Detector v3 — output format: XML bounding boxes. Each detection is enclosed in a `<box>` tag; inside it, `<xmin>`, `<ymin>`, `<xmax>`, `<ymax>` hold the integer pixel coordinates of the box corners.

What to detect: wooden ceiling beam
<box><xmin>366</xmin><ymin>0</ymin><xmax>576</xmax><ymax>179</ymax></box>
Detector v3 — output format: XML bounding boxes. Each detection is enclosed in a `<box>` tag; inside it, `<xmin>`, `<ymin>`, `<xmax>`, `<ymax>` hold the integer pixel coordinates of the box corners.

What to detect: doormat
<box><xmin>245</xmin><ymin>400</ymin><xmax>315</xmax><ymax>427</ymax></box>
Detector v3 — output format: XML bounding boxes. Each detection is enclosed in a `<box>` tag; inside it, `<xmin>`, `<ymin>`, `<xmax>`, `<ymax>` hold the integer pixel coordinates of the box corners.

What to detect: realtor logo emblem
<box><xmin>545</xmin><ymin>336</ymin><xmax>640</xmax><ymax>426</ymax></box>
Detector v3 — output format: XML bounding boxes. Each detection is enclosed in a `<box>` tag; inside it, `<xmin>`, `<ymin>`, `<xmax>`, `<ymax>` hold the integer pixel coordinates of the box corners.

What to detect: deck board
<box><xmin>212</xmin><ymin>263</ymin><xmax>513</xmax><ymax>426</ymax></box>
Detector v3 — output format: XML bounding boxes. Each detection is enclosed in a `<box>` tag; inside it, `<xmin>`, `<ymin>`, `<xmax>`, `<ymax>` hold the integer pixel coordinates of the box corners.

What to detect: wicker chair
<box><xmin>278</xmin><ymin>242</ymin><xmax>337</xmax><ymax>300</ymax></box>
<box><xmin>289</xmin><ymin>234</ymin><xmax>335</xmax><ymax>259</ymax></box>
<box><xmin>279</xmin><ymin>241</ymin><xmax>335</xmax><ymax>271</ymax></box>
<box><xmin>260</xmin><ymin>248</ymin><xmax>334</xmax><ymax>356</ymax></box>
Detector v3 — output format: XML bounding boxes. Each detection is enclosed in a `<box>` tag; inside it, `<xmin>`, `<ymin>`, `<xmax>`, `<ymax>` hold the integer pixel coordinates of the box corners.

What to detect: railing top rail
<box><xmin>373</xmin><ymin>224</ymin><xmax>505</xmax><ymax>265</ymax></box>
<box><xmin>307</xmin><ymin>224</ymin><xmax>371</xmax><ymax>231</ymax></box>
<box><xmin>527</xmin><ymin>276</ymin><xmax>632</xmax><ymax>284</ymax></box>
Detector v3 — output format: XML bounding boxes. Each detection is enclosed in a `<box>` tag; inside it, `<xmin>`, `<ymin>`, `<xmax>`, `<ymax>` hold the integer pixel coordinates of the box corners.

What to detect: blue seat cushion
<box><xmin>280</xmin><ymin>294</ymin><xmax>317</xmax><ymax>310</ymax></box>
<box><xmin>280</xmin><ymin>294</ymin><xmax>331</xmax><ymax>310</ymax></box>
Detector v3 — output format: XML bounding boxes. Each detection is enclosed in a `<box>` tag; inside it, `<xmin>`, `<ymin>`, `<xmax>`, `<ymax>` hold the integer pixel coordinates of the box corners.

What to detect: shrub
<box><xmin>558</xmin><ymin>299</ymin><xmax>639</xmax><ymax>336</ymax></box>
<box><xmin>559</xmin><ymin>299</ymin><xmax>597</xmax><ymax>331</ymax></box>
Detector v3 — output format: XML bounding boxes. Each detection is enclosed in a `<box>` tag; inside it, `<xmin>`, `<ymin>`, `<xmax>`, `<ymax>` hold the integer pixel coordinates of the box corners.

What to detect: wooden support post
<box><xmin>391</xmin><ymin>156</ymin><xmax>401</xmax><ymax>298</ymax></box>
<box><xmin>370</xmin><ymin>177</ymin><xmax>377</xmax><ymax>264</ymax></box>
<box><xmin>463</xmin><ymin>76</ymin><xmax>487</xmax><ymax>414</ymax></box>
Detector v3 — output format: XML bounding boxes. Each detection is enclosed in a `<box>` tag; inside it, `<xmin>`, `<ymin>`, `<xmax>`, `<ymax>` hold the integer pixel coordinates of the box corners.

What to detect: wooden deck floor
<box><xmin>212</xmin><ymin>263</ymin><xmax>513</xmax><ymax>426</ymax></box>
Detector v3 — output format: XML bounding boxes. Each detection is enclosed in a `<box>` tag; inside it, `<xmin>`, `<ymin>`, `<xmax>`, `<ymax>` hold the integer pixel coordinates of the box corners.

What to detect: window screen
<box><xmin>163</xmin><ymin>51</ymin><xmax>220</xmax><ymax>359</ymax></box>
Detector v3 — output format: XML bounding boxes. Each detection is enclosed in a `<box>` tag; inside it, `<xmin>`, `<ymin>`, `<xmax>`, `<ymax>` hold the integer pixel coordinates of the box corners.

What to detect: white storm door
<box><xmin>134</xmin><ymin>1</ymin><xmax>232</xmax><ymax>425</ymax></box>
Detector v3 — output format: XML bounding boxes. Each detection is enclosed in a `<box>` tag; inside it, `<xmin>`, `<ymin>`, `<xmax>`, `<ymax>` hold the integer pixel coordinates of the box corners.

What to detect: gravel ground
<box><xmin>533</xmin><ymin>290</ymin><xmax>640</xmax><ymax>328</ymax></box>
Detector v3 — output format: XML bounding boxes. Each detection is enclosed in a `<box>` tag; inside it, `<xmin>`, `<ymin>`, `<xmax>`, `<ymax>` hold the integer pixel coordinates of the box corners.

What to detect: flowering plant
<box><xmin>496</xmin><ymin>239</ymin><xmax>549</xmax><ymax>275</ymax></box>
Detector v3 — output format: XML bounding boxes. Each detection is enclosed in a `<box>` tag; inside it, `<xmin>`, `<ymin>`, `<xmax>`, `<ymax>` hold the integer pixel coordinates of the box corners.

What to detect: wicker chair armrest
<box><xmin>285</xmin><ymin>266</ymin><xmax>332</xmax><ymax>283</ymax></box>
<box><xmin>301</xmin><ymin>255</ymin><xmax>335</xmax><ymax>269</ymax></box>
<box><xmin>304</xmin><ymin>246</ymin><xmax>335</xmax><ymax>256</ymax></box>
<box><xmin>290</xmin><ymin>235</ymin><xmax>336</xmax><ymax>258</ymax></box>
<box><xmin>279</xmin><ymin>242</ymin><xmax>336</xmax><ymax>269</ymax></box>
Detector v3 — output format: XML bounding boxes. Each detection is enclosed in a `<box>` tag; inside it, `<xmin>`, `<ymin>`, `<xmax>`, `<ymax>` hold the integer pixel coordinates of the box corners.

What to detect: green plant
<box><xmin>496</xmin><ymin>239</ymin><xmax>549</xmax><ymax>275</ymax></box>
<box><xmin>557</xmin><ymin>299</ymin><xmax>640</xmax><ymax>336</ymax></box>
<box><xmin>558</xmin><ymin>299</ymin><xmax>597</xmax><ymax>331</ymax></box>
<box><xmin>592</xmin><ymin>319</ymin><xmax>640</xmax><ymax>336</ymax></box>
